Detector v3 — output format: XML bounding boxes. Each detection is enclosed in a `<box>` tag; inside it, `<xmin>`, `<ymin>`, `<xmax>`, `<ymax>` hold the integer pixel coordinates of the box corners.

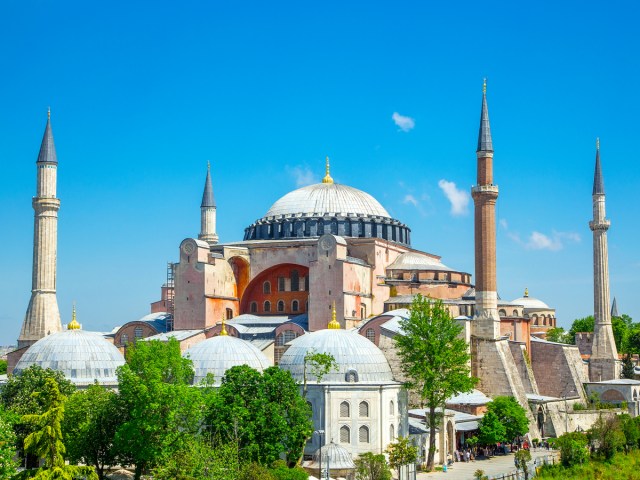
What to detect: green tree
<box><xmin>589</xmin><ymin>415</ymin><xmax>626</xmax><ymax>460</ymax></box>
<box><xmin>207</xmin><ymin>365</ymin><xmax>312</xmax><ymax>467</ymax></box>
<box><xmin>0</xmin><ymin>405</ymin><xmax>18</xmax><ymax>479</ymax></box>
<box><xmin>302</xmin><ymin>350</ymin><xmax>337</xmax><ymax>398</ymax></box>
<box><xmin>619</xmin><ymin>414</ymin><xmax>640</xmax><ymax>451</ymax></box>
<box><xmin>556</xmin><ymin>432</ymin><xmax>588</xmax><ymax>467</ymax></box>
<box><xmin>152</xmin><ymin>437</ymin><xmax>240</xmax><ymax>480</ymax></box>
<box><xmin>514</xmin><ymin>449</ymin><xmax>532</xmax><ymax>480</ymax></box>
<box><xmin>394</xmin><ymin>295</ymin><xmax>476</xmax><ymax>471</ymax></box>
<box><xmin>385</xmin><ymin>437</ymin><xmax>418</xmax><ymax>479</ymax></box>
<box><xmin>486</xmin><ymin>396</ymin><xmax>529</xmax><ymax>442</ymax></box>
<box><xmin>354</xmin><ymin>452</ymin><xmax>392</xmax><ymax>480</ymax></box>
<box><xmin>478</xmin><ymin>411</ymin><xmax>506</xmax><ymax>448</ymax></box>
<box><xmin>621</xmin><ymin>353</ymin><xmax>635</xmax><ymax>379</ymax></box>
<box><xmin>268</xmin><ymin>461</ymin><xmax>309</xmax><ymax>480</ymax></box>
<box><xmin>0</xmin><ymin>365</ymin><xmax>75</xmax><ymax>467</ymax></box>
<box><xmin>62</xmin><ymin>384</ymin><xmax>125</xmax><ymax>480</ymax></box>
<box><xmin>568</xmin><ymin>314</ymin><xmax>633</xmax><ymax>353</ymax></box>
<box><xmin>115</xmin><ymin>338</ymin><xmax>203</xmax><ymax>480</ymax></box>
<box><xmin>545</xmin><ymin>327</ymin><xmax>569</xmax><ymax>344</ymax></box>
<box><xmin>0</xmin><ymin>360</ymin><xmax>7</xmax><ymax>375</ymax></box>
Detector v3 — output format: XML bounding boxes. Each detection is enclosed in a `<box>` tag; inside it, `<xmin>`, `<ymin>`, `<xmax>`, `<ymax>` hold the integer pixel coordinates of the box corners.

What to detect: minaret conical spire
<box><xmin>198</xmin><ymin>162</ymin><xmax>219</xmax><ymax>244</ymax></box>
<box><xmin>201</xmin><ymin>161</ymin><xmax>215</xmax><ymax>208</ymax></box>
<box><xmin>611</xmin><ymin>297</ymin><xmax>619</xmax><ymax>318</ymax></box>
<box><xmin>37</xmin><ymin>108</ymin><xmax>58</xmax><ymax>164</ymax></box>
<box><xmin>593</xmin><ymin>138</ymin><xmax>604</xmax><ymax>195</ymax></box>
<box><xmin>477</xmin><ymin>78</ymin><xmax>493</xmax><ymax>153</ymax></box>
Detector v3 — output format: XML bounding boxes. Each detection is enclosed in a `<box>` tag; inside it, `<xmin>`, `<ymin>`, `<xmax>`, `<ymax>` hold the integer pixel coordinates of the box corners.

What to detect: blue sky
<box><xmin>1</xmin><ymin>1</ymin><xmax>639</xmax><ymax>344</ymax></box>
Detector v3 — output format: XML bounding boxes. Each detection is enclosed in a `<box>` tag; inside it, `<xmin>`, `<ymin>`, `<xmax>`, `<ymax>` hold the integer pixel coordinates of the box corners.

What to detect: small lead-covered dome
<box><xmin>512</xmin><ymin>289</ymin><xmax>551</xmax><ymax>310</ymax></box>
<box><xmin>183</xmin><ymin>335</ymin><xmax>271</xmax><ymax>385</ymax></box>
<box><xmin>387</xmin><ymin>251</ymin><xmax>452</xmax><ymax>271</ymax></box>
<box><xmin>278</xmin><ymin>329</ymin><xmax>394</xmax><ymax>384</ymax></box>
<box><xmin>312</xmin><ymin>442</ymin><xmax>355</xmax><ymax>469</ymax></box>
<box><xmin>14</xmin><ymin>329</ymin><xmax>125</xmax><ymax>387</ymax></box>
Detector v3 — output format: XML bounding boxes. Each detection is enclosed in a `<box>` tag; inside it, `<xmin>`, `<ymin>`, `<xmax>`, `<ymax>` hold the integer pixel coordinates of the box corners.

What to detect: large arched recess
<box><xmin>229</xmin><ymin>256</ymin><xmax>250</xmax><ymax>300</ymax></box>
<box><xmin>240</xmin><ymin>263</ymin><xmax>309</xmax><ymax>316</ymax></box>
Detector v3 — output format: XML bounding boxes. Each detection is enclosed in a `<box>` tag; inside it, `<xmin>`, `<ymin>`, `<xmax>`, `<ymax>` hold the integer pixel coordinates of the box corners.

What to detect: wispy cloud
<box><xmin>499</xmin><ymin>218</ymin><xmax>508</xmax><ymax>229</ymax></box>
<box><xmin>438</xmin><ymin>179</ymin><xmax>470</xmax><ymax>216</ymax></box>
<box><xmin>506</xmin><ymin>229</ymin><xmax>581</xmax><ymax>251</ymax></box>
<box><xmin>286</xmin><ymin>165</ymin><xmax>319</xmax><ymax>187</ymax></box>
<box><xmin>403</xmin><ymin>194</ymin><xmax>419</xmax><ymax>207</ymax></box>
<box><xmin>392</xmin><ymin>112</ymin><xmax>415</xmax><ymax>132</ymax></box>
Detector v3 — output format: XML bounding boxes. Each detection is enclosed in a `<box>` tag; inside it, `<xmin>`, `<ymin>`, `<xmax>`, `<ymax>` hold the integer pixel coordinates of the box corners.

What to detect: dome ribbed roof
<box><xmin>184</xmin><ymin>335</ymin><xmax>271</xmax><ymax>385</ymax></box>
<box><xmin>387</xmin><ymin>251</ymin><xmax>451</xmax><ymax>271</ymax></box>
<box><xmin>512</xmin><ymin>295</ymin><xmax>550</xmax><ymax>310</ymax></box>
<box><xmin>14</xmin><ymin>330</ymin><xmax>125</xmax><ymax>386</ymax></box>
<box><xmin>278</xmin><ymin>329</ymin><xmax>394</xmax><ymax>384</ymax></box>
<box><xmin>312</xmin><ymin>442</ymin><xmax>355</xmax><ymax>469</ymax></box>
<box><xmin>265</xmin><ymin>183</ymin><xmax>390</xmax><ymax>219</ymax></box>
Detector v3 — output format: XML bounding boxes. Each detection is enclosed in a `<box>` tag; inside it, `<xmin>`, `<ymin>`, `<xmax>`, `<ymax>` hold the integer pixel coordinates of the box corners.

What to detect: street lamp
<box><xmin>314</xmin><ymin>429</ymin><xmax>325</xmax><ymax>479</ymax></box>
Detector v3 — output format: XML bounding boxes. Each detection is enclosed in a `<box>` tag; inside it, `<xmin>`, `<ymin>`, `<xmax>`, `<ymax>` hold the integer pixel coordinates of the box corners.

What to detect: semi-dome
<box><xmin>14</xmin><ymin>329</ymin><xmax>125</xmax><ymax>387</ymax></box>
<box><xmin>387</xmin><ymin>251</ymin><xmax>451</xmax><ymax>271</ymax></box>
<box><xmin>512</xmin><ymin>289</ymin><xmax>550</xmax><ymax>310</ymax></box>
<box><xmin>183</xmin><ymin>334</ymin><xmax>271</xmax><ymax>385</ymax></box>
<box><xmin>266</xmin><ymin>183</ymin><xmax>391</xmax><ymax>219</ymax></box>
<box><xmin>278</xmin><ymin>329</ymin><xmax>394</xmax><ymax>384</ymax></box>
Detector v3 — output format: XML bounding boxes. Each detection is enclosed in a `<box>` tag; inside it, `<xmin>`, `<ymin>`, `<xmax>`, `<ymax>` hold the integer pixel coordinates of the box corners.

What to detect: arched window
<box><xmin>513</xmin><ymin>309</ymin><xmax>519</xmax><ymax>316</ymax></box>
<box><xmin>226</xmin><ymin>308</ymin><xmax>233</xmax><ymax>319</ymax></box>
<box><xmin>345</xmin><ymin>370</ymin><xmax>358</xmax><ymax>383</ymax></box>
<box><xmin>359</xmin><ymin>401</ymin><xmax>369</xmax><ymax>417</ymax></box>
<box><xmin>365</xmin><ymin>328</ymin><xmax>375</xmax><ymax>343</ymax></box>
<box><xmin>340</xmin><ymin>425</ymin><xmax>350</xmax><ymax>443</ymax></box>
<box><xmin>264</xmin><ymin>301</ymin><xmax>271</xmax><ymax>313</ymax></box>
<box><xmin>250</xmin><ymin>302</ymin><xmax>257</xmax><ymax>313</ymax></box>
<box><xmin>134</xmin><ymin>327</ymin><xmax>143</xmax><ymax>338</ymax></box>
<box><xmin>283</xmin><ymin>330</ymin><xmax>297</xmax><ymax>344</ymax></box>
<box><xmin>278</xmin><ymin>276</ymin><xmax>285</xmax><ymax>292</ymax></box>
<box><xmin>498</xmin><ymin>309</ymin><xmax>507</xmax><ymax>316</ymax></box>
<box><xmin>359</xmin><ymin>426</ymin><xmax>370</xmax><ymax>443</ymax></box>
<box><xmin>389</xmin><ymin>400</ymin><xmax>395</xmax><ymax>415</ymax></box>
<box><xmin>276</xmin><ymin>333</ymin><xmax>284</xmax><ymax>346</ymax></box>
<box><xmin>339</xmin><ymin>401</ymin><xmax>350</xmax><ymax>418</ymax></box>
<box><xmin>121</xmin><ymin>333</ymin><xmax>129</xmax><ymax>345</ymax></box>
<box><xmin>263</xmin><ymin>281</ymin><xmax>271</xmax><ymax>294</ymax></box>
<box><xmin>292</xmin><ymin>300</ymin><xmax>299</xmax><ymax>312</ymax></box>
<box><xmin>291</xmin><ymin>270</ymin><xmax>299</xmax><ymax>291</ymax></box>
<box><xmin>277</xmin><ymin>300</ymin><xmax>285</xmax><ymax>312</ymax></box>
<box><xmin>390</xmin><ymin>424</ymin><xmax>395</xmax><ymax>441</ymax></box>
<box><xmin>360</xmin><ymin>305</ymin><xmax>366</xmax><ymax>319</ymax></box>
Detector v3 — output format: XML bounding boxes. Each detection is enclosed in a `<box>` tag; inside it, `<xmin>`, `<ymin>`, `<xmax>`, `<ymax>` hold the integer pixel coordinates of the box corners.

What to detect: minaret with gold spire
<box><xmin>471</xmin><ymin>79</ymin><xmax>501</xmax><ymax>339</ymax></box>
<box><xmin>588</xmin><ymin>139</ymin><xmax>619</xmax><ymax>381</ymax></box>
<box><xmin>18</xmin><ymin>109</ymin><xmax>63</xmax><ymax>348</ymax></box>
<box><xmin>198</xmin><ymin>161</ymin><xmax>218</xmax><ymax>245</ymax></box>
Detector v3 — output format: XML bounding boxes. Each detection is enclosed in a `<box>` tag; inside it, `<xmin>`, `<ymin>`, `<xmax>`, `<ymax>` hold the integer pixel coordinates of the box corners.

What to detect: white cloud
<box><xmin>392</xmin><ymin>112</ymin><xmax>415</xmax><ymax>132</ymax></box>
<box><xmin>403</xmin><ymin>194</ymin><xmax>419</xmax><ymax>207</ymax></box>
<box><xmin>286</xmin><ymin>165</ymin><xmax>319</xmax><ymax>187</ymax></box>
<box><xmin>438</xmin><ymin>179</ymin><xmax>470</xmax><ymax>216</ymax></box>
<box><xmin>499</xmin><ymin>218</ymin><xmax>508</xmax><ymax>229</ymax></box>
<box><xmin>506</xmin><ymin>229</ymin><xmax>581</xmax><ymax>251</ymax></box>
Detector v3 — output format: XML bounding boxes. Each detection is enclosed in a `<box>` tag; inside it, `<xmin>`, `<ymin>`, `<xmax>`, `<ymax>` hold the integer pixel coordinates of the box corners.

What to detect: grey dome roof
<box><xmin>312</xmin><ymin>442</ymin><xmax>355</xmax><ymax>469</ymax></box>
<box><xmin>183</xmin><ymin>335</ymin><xmax>271</xmax><ymax>385</ymax></box>
<box><xmin>387</xmin><ymin>251</ymin><xmax>451</xmax><ymax>271</ymax></box>
<box><xmin>14</xmin><ymin>330</ymin><xmax>125</xmax><ymax>386</ymax></box>
<box><xmin>512</xmin><ymin>294</ymin><xmax>550</xmax><ymax>310</ymax></box>
<box><xmin>265</xmin><ymin>183</ymin><xmax>390</xmax><ymax>219</ymax></box>
<box><xmin>278</xmin><ymin>329</ymin><xmax>394</xmax><ymax>384</ymax></box>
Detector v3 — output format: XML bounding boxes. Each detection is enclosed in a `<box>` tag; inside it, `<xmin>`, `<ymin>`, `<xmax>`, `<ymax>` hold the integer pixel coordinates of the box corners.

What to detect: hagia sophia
<box><xmin>5</xmin><ymin>84</ymin><xmax>633</xmax><ymax>470</ymax></box>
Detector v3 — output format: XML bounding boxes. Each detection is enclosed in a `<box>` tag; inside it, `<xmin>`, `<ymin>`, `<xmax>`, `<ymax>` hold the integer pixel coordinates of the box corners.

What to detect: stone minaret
<box><xmin>198</xmin><ymin>162</ymin><xmax>218</xmax><ymax>244</ymax></box>
<box><xmin>589</xmin><ymin>139</ymin><xmax>619</xmax><ymax>381</ymax></box>
<box><xmin>471</xmin><ymin>80</ymin><xmax>501</xmax><ymax>339</ymax></box>
<box><xmin>18</xmin><ymin>110</ymin><xmax>62</xmax><ymax>348</ymax></box>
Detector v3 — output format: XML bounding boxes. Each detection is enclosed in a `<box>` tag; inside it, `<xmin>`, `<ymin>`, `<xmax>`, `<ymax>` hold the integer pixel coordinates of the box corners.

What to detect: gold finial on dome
<box><xmin>483</xmin><ymin>78</ymin><xmax>487</xmax><ymax>94</ymax></box>
<box><xmin>220</xmin><ymin>314</ymin><xmax>228</xmax><ymax>336</ymax></box>
<box><xmin>328</xmin><ymin>302</ymin><xmax>340</xmax><ymax>329</ymax></box>
<box><xmin>322</xmin><ymin>156</ymin><xmax>334</xmax><ymax>184</ymax></box>
<box><xmin>524</xmin><ymin>288</ymin><xmax>529</xmax><ymax>297</ymax></box>
<box><xmin>68</xmin><ymin>303</ymin><xmax>81</xmax><ymax>330</ymax></box>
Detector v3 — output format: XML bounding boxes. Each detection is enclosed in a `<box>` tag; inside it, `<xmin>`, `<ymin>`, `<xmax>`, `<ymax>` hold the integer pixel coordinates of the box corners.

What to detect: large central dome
<box><xmin>265</xmin><ymin>182</ymin><xmax>390</xmax><ymax>218</ymax></box>
<box><xmin>244</xmin><ymin>164</ymin><xmax>411</xmax><ymax>245</ymax></box>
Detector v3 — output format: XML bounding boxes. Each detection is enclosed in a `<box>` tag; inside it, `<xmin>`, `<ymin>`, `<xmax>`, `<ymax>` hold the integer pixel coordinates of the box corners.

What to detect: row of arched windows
<box><xmin>339</xmin><ymin>400</ymin><xmax>395</xmax><ymax>417</ymax></box>
<box><xmin>338</xmin><ymin>424</ymin><xmax>396</xmax><ymax>444</ymax></box>
<box><xmin>262</xmin><ymin>271</ymin><xmax>308</xmax><ymax>294</ymax></box>
<box><xmin>250</xmin><ymin>300</ymin><xmax>301</xmax><ymax>314</ymax></box>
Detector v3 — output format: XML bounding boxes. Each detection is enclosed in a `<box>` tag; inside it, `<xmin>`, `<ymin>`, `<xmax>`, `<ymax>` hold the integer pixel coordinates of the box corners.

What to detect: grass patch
<box><xmin>537</xmin><ymin>449</ymin><xmax>640</xmax><ymax>479</ymax></box>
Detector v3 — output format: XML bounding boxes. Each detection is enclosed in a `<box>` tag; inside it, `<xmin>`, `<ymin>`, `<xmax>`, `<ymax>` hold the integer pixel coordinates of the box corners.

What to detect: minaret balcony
<box><xmin>589</xmin><ymin>220</ymin><xmax>610</xmax><ymax>231</ymax></box>
<box><xmin>471</xmin><ymin>184</ymin><xmax>499</xmax><ymax>199</ymax></box>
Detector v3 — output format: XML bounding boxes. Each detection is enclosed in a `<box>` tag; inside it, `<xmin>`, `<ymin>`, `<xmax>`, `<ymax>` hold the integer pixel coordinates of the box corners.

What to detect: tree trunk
<box><xmin>134</xmin><ymin>463</ymin><xmax>144</xmax><ymax>480</ymax></box>
<box><xmin>427</xmin><ymin>405</ymin><xmax>437</xmax><ymax>471</ymax></box>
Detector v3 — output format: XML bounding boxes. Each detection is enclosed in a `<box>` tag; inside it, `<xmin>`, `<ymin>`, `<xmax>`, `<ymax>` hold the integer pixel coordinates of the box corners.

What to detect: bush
<box><xmin>556</xmin><ymin>432</ymin><xmax>588</xmax><ymax>467</ymax></box>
